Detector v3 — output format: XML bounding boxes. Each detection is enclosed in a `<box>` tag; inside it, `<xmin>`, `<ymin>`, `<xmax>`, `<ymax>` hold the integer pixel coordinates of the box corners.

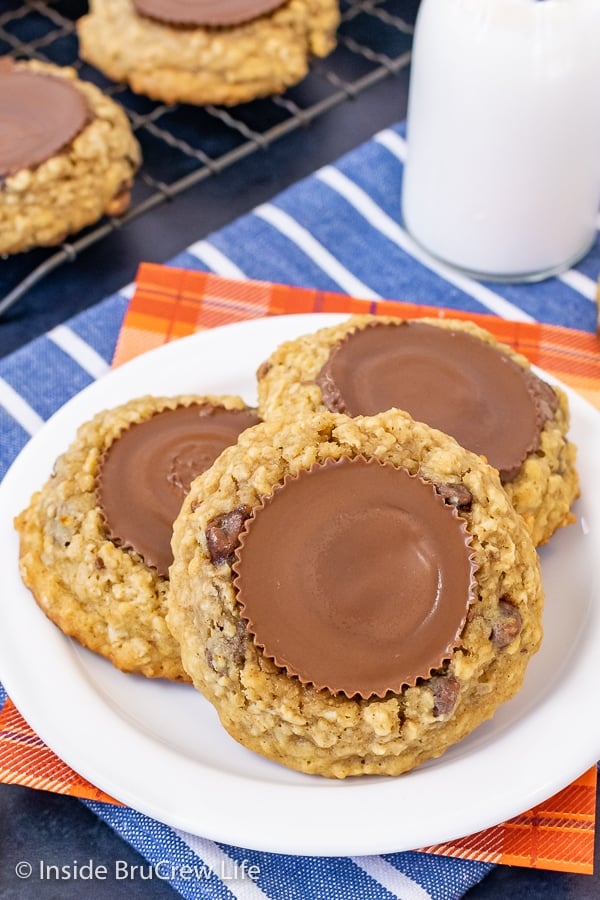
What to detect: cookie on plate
<box><xmin>0</xmin><ymin>58</ymin><xmax>141</xmax><ymax>256</ymax></box>
<box><xmin>77</xmin><ymin>0</ymin><xmax>341</xmax><ymax>107</ymax></box>
<box><xmin>15</xmin><ymin>395</ymin><xmax>259</xmax><ymax>681</ymax></box>
<box><xmin>256</xmin><ymin>315</ymin><xmax>579</xmax><ymax>546</ymax></box>
<box><xmin>168</xmin><ymin>409</ymin><xmax>544</xmax><ymax>778</ymax></box>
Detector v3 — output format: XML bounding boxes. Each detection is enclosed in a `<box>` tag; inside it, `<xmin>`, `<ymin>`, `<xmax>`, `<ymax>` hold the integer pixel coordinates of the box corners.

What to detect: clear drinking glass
<box><xmin>401</xmin><ymin>0</ymin><xmax>600</xmax><ymax>282</ymax></box>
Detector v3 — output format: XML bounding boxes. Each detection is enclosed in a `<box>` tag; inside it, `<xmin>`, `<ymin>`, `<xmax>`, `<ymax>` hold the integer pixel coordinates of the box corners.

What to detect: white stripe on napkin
<box><xmin>254</xmin><ymin>204</ymin><xmax>381</xmax><ymax>300</ymax></box>
<box><xmin>558</xmin><ymin>268</ymin><xmax>598</xmax><ymax>301</ymax></box>
<box><xmin>48</xmin><ymin>325</ymin><xmax>110</xmax><ymax>379</ymax></box>
<box><xmin>187</xmin><ymin>239</ymin><xmax>247</xmax><ymax>279</ymax></box>
<box><xmin>174</xmin><ymin>831</ymin><xmax>270</xmax><ymax>900</ymax></box>
<box><xmin>317</xmin><ymin>165</ymin><xmax>535</xmax><ymax>323</ymax></box>
<box><xmin>374</xmin><ymin>129</ymin><xmax>408</xmax><ymax>163</ymax></box>
<box><xmin>0</xmin><ymin>377</ymin><xmax>44</xmax><ymax>435</ymax></box>
<box><xmin>352</xmin><ymin>856</ymin><xmax>432</xmax><ymax>900</ymax></box>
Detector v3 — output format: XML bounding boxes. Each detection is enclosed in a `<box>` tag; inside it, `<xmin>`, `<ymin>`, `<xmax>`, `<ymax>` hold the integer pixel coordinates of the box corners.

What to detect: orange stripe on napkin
<box><xmin>2</xmin><ymin>261</ymin><xmax>598</xmax><ymax>872</ymax></box>
<box><xmin>0</xmin><ymin>698</ymin><xmax>119</xmax><ymax>805</ymax></box>
<box><xmin>422</xmin><ymin>766</ymin><xmax>597</xmax><ymax>875</ymax></box>
<box><xmin>114</xmin><ymin>264</ymin><xmax>600</xmax><ymax>411</ymax></box>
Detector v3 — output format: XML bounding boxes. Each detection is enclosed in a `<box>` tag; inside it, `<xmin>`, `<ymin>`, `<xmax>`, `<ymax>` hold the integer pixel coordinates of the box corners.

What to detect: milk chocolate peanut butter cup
<box><xmin>132</xmin><ymin>0</ymin><xmax>284</xmax><ymax>26</ymax></box>
<box><xmin>97</xmin><ymin>403</ymin><xmax>259</xmax><ymax>577</ymax></box>
<box><xmin>167</xmin><ymin>409</ymin><xmax>545</xmax><ymax>776</ymax></box>
<box><xmin>0</xmin><ymin>60</ymin><xmax>91</xmax><ymax>177</ymax></box>
<box><xmin>233</xmin><ymin>456</ymin><xmax>477</xmax><ymax>698</ymax></box>
<box><xmin>316</xmin><ymin>321</ymin><xmax>558</xmax><ymax>482</ymax></box>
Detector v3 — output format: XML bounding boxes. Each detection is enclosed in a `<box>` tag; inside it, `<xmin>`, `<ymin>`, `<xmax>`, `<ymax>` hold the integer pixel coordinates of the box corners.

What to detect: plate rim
<box><xmin>1</xmin><ymin>312</ymin><xmax>599</xmax><ymax>856</ymax></box>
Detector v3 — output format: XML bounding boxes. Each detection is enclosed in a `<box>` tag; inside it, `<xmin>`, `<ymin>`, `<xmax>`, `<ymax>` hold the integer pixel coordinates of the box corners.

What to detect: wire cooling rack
<box><xmin>0</xmin><ymin>0</ymin><xmax>418</xmax><ymax>316</ymax></box>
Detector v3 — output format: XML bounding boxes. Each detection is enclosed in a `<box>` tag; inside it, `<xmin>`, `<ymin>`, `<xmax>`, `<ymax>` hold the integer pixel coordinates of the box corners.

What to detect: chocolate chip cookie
<box><xmin>15</xmin><ymin>395</ymin><xmax>259</xmax><ymax>680</ymax></box>
<box><xmin>168</xmin><ymin>408</ymin><xmax>544</xmax><ymax>777</ymax></box>
<box><xmin>0</xmin><ymin>58</ymin><xmax>141</xmax><ymax>255</ymax></box>
<box><xmin>77</xmin><ymin>0</ymin><xmax>340</xmax><ymax>107</ymax></box>
<box><xmin>256</xmin><ymin>315</ymin><xmax>579</xmax><ymax>546</ymax></box>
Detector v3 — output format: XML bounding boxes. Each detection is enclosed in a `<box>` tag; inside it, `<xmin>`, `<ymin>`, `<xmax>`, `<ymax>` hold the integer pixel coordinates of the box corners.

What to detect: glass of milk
<box><xmin>401</xmin><ymin>0</ymin><xmax>600</xmax><ymax>282</ymax></box>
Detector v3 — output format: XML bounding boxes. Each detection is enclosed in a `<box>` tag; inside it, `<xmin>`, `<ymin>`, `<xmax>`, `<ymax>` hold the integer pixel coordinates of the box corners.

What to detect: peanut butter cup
<box><xmin>168</xmin><ymin>409</ymin><xmax>545</xmax><ymax>777</ymax></box>
<box><xmin>233</xmin><ymin>456</ymin><xmax>477</xmax><ymax>699</ymax></box>
<box><xmin>132</xmin><ymin>0</ymin><xmax>284</xmax><ymax>27</ymax></box>
<box><xmin>316</xmin><ymin>322</ymin><xmax>557</xmax><ymax>482</ymax></box>
<box><xmin>0</xmin><ymin>60</ymin><xmax>91</xmax><ymax>177</ymax></box>
<box><xmin>97</xmin><ymin>403</ymin><xmax>259</xmax><ymax>577</ymax></box>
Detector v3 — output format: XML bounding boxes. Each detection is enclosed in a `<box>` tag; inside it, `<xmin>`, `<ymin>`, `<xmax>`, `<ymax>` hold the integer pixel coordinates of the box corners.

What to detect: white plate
<box><xmin>1</xmin><ymin>313</ymin><xmax>600</xmax><ymax>857</ymax></box>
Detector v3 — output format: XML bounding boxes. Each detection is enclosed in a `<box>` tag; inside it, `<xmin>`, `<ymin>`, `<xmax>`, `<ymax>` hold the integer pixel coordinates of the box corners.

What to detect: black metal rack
<box><xmin>0</xmin><ymin>0</ymin><xmax>418</xmax><ymax>316</ymax></box>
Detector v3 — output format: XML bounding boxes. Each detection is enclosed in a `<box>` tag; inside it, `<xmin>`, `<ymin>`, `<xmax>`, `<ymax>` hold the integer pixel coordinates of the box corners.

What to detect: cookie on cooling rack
<box><xmin>256</xmin><ymin>315</ymin><xmax>579</xmax><ymax>546</ymax></box>
<box><xmin>167</xmin><ymin>409</ymin><xmax>544</xmax><ymax>778</ymax></box>
<box><xmin>15</xmin><ymin>395</ymin><xmax>259</xmax><ymax>681</ymax></box>
<box><xmin>76</xmin><ymin>0</ymin><xmax>341</xmax><ymax>106</ymax></box>
<box><xmin>0</xmin><ymin>58</ymin><xmax>141</xmax><ymax>256</ymax></box>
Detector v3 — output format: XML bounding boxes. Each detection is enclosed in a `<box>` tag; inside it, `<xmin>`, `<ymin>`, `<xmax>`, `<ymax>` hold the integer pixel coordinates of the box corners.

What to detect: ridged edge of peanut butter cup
<box><xmin>96</xmin><ymin>401</ymin><xmax>259</xmax><ymax>578</ymax></box>
<box><xmin>315</xmin><ymin>319</ymin><xmax>559</xmax><ymax>482</ymax></box>
<box><xmin>0</xmin><ymin>61</ymin><xmax>93</xmax><ymax>178</ymax></box>
<box><xmin>233</xmin><ymin>455</ymin><xmax>478</xmax><ymax>699</ymax></box>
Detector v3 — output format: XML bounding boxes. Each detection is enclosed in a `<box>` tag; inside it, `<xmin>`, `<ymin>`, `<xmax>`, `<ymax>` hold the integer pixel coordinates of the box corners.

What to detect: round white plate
<box><xmin>1</xmin><ymin>313</ymin><xmax>599</xmax><ymax>857</ymax></box>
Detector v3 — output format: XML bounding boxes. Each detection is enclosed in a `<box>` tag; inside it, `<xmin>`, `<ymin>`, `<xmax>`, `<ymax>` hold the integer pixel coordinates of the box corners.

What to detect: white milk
<box><xmin>401</xmin><ymin>0</ymin><xmax>600</xmax><ymax>281</ymax></box>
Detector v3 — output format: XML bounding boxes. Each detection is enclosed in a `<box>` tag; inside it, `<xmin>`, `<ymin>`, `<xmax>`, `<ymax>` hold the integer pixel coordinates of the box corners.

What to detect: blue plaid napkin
<box><xmin>1</xmin><ymin>120</ymin><xmax>599</xmax><ymax>899</ymax></box>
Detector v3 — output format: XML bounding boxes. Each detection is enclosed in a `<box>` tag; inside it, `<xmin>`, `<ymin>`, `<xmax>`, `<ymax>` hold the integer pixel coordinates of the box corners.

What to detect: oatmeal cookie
<box><xmin>256</xmin><ymin>315</ymin><xmax>579</xmax><ymax>546</ymax></box>
<box><xmin>168</xmin><ymin>409</ymin><xmax>544</xmax><ymax>778</ymax></box>
<box><xmin>15</xmin><ymin>395</ymin><xmax>259</xmax><ymax>680</ymax></box>
<box><xmin>76</xmin><ymin>0</ymin><xmax>340</xmax><ymax>107</ymax></box>
<box><xmin>0</xmin><ymin>58</ymin><xmax>141</xmax><ymax>256</ymax></box>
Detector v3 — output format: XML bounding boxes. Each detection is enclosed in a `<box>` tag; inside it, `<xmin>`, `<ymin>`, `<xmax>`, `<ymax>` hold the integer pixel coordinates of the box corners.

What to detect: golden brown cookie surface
<box><xmin>0</xmin><ymin>58</ymin><xmax>141</xmax><ymax>255</ymax></box>
<box><xmin>15</xmin><ymin>394</ymin><xmax>258</xmax><ymax>681</ymax></box>
<box><xmin>77</xmin><ymin>0</ymin><xmax>340</xmax><ymax>106</ymax></box>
